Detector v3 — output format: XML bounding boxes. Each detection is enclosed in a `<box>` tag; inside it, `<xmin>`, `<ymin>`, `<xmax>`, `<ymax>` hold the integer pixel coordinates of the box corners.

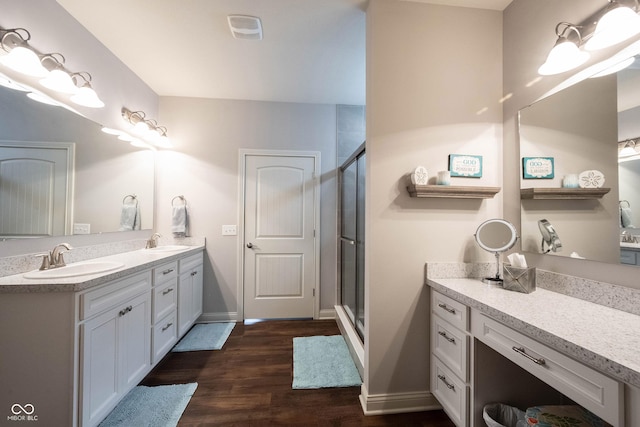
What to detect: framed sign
<box><xmin>523</xmin><ymin>157</ymin><xmax>554</xmax><ymax>179</ymax></box>
<box><xmin>449</xmin><ymin>154</ymin><xmax>482</xmax><ymax>178</ymax></box>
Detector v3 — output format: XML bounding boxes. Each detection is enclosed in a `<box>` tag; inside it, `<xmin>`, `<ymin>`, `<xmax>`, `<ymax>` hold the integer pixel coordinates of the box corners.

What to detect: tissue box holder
<box><xmin>502</xmin><ymin>264</ymin><xmax>536</xmax><ymax>294</ymax></box>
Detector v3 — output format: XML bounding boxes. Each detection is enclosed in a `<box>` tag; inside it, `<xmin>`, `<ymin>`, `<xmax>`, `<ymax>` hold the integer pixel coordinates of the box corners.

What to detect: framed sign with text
<box><xmin>522</xmin><ymin>157</ymin><xmax>554</xmax><ymax>179</ymax></box>
<box><xmin>448</xmin><ymin>154</ymin><xmax>482</xmax><ymax>178</ymax></box>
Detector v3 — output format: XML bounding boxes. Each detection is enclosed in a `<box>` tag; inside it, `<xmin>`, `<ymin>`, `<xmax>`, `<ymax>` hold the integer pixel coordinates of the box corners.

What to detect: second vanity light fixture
<box><xmin>108</xmin><ymin>107</ymin><xmax>172</xmax><ymax>148</ymax></box>
<box><xmin>538</xmin><ymin>0</ymin><xmax>640</xmax><ymax>76</ymax></box>
<box><xmin>0</xmin><ymin>27</ymin><xmax>104</xmax><ymax>108</ymax></box>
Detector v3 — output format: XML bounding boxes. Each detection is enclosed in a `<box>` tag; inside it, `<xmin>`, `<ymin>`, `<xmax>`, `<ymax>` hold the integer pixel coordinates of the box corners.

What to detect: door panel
<box><xmin>244</xmin><ymin>154</ymin><xmax>316</xmax><ymax>319</ymax></box>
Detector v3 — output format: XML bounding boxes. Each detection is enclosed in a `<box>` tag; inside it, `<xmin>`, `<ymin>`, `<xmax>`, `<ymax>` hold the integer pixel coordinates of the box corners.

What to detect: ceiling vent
<box><xmin>227</xmin><ymin>15</ymin><xmax>263</xmax><ymax>40</ymax></box>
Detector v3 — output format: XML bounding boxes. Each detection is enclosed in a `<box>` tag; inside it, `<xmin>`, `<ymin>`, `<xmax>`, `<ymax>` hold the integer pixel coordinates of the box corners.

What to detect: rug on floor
<box><xmin>292</xmin><ymin>335</ymin><xmax>362</xmax><ymax>389</ymax></box>
<box><xmin>172</xmin><ymin>322</ymin><xmax>235</xmax><ymax>352</ymax></box>
<box><xmin>98</xmin><ymin>383</ymin><xmax>197</xmax><ymax>427</ymax></box>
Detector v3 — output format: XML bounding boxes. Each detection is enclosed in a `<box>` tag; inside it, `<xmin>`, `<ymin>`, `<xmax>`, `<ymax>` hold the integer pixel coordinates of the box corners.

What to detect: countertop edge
<box><xmin>427</xmin><ymin>278</ymin><xmax>640</xmax><ymax>389</ymax></box>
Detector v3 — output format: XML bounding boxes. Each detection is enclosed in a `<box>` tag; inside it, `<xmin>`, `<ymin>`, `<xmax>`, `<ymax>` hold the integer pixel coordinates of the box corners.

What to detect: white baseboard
<box><xmin>318</xmin><ymin>308</ymin><xmax>336</xmax><ymax>319</ymax></box>
<box><xmin>198</xmin><ymin>312</ymin><xmax>239</xmax><ymax>323</ymax></box>
<box><xmin>359</xmin><ymin>384</ymin><xmax>442</xmax><ymax>415</ymax></box>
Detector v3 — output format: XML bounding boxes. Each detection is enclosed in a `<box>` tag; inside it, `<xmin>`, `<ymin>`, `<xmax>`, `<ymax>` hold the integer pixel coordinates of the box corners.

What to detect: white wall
<box><xmin>504</xmin><ymin>0</ymin><xmax>640</xmax><ymax>287</ymax></box>
<box><xmin>364</xmin><ymin>0</ymin><xmax>503</xmax><ymax>405</ymax></box>
<box><xmin>156</xmin><ymin>97</ymin><xmax>337</xmax><ymax>319</ymax></box>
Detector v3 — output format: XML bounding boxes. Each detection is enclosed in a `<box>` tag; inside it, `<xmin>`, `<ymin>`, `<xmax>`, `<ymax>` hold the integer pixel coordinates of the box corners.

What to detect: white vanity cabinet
<box><xmin>177</xmin><ymin>252</ymin><xmax>204</xmax><ymax>337</ymax></box>
<box><xmin>152</xmin><ymin>261</ymin><xmax>179</xmax><ymax>363</ymax></box>
<box><xmin>79</xmin><ymin>271</ymin><xmax>152</xmax><ymax>427</ymax></box>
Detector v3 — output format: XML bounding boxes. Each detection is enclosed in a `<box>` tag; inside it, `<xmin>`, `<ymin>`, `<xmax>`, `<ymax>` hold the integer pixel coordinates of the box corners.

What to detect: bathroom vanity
<box><xmin>427</xmin><ymin>266</ymin><xmax>640</xmax><ymax>427</ymax></box>
<box><xmin>0</xmin><ymin>244</ymin><xmax>204</xmax><ymax>427</ymax></box>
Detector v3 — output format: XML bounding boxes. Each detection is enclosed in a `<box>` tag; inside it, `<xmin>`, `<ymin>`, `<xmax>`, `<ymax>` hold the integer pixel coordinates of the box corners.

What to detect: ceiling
<box><xmin>56</xmin><ymin>0</ymin><xmax>512</xmax><ymax>105</ymax></box>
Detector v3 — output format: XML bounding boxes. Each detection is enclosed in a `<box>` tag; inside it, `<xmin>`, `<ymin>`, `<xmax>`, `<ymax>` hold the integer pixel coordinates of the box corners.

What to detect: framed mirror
<box><xmin>518</xmin><ymin>55</ymin><xmax>640</xmax><ymax>266</ymax></box>
<box><xmin>0</xmin><ymin>83</ymin><xmax>155</xmax><ymax>241</ymax></box>
<box><xmin>475</xmin><ymin>218</ymin><xmax>518</xmax><ymax>284</ymax></box>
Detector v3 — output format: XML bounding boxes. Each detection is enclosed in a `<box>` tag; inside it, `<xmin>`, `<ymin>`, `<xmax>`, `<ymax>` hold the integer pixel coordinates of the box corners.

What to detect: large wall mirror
<box><xmin>519</xmin><ymin>55</ymin><xmax>640</xmax><ymax>266</ymax></box>
<box><xmin>0</xmin><ymin>84</ymin><xmax>154</xmax><ymax>241</ymax></box>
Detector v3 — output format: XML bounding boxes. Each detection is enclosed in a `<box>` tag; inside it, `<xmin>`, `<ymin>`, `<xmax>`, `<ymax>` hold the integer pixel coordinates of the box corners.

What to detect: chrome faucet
<box><xmin>145</xmin><ymin>233</ymin><xmax>161</xmax><ymax>249</ymax></box>
<box><xmin>36</xmin><ymin>243</ymin><xmax>73</xmax><ymax>270</ymax></box>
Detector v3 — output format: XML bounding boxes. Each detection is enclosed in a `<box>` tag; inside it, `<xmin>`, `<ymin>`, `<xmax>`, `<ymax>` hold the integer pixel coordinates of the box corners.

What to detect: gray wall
<box><xmin>337</xmin><ymin>104</ymin><xmax>366</xmax><ymax>166</ymax></box>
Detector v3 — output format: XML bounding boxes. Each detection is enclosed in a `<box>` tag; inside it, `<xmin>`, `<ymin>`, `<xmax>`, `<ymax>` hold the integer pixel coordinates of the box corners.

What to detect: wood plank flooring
<box><xmin>141</xmin><ymin>319</ymin><xmax>455</xmax><ymax>426</ymax></box>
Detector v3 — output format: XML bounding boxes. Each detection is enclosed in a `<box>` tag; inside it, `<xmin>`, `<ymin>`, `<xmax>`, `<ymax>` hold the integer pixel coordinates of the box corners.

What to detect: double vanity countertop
<box><xmin>428</xmin><ymin>277</ymin><xmax>640</xmax><ymax>388</ymax></box>
<box><xmin>0</xmin><ymin>244</ymin><xmax>204</xmax><ymax>293</ymax></box>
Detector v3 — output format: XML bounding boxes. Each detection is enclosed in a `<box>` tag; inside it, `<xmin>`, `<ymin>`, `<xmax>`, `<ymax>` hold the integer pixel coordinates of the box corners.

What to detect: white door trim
<box><xmin>237</xmin><ymin>149</ymin><xmax>321</xmax><ymax>321</ymax></box>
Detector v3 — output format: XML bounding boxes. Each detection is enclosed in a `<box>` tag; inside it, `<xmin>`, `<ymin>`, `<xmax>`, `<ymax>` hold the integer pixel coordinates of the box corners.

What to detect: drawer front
<box><xmin>153</xmin><ymin>261</ymin><xmax>178</xmax><ymax>285</ymax></box>
<box><xmin>153</xmin><ymin>312</ymin><xmax>178</xmax><ymax>363</ymax></box>
<box><xmin>179</xmin><ymin>252</ymin><xmax>203</xmax><ymax>273</ymax></box>
<box><xmin>80</xmin><ymin>271</ymin><xmax>152</xmax><ymax>320</ymax></box>
<box><xmin>431</xmin><ymin>356</ymin><xmax>468</xmax><ymax>427</ymax></box>
<box><xmin>153</xmin><ymin>278</ymin><xmax>177</xmax><ymax>323</ymax></box>
<box><xmin>472</xmin><ymin>311</ymin><xmax>623</xmax><ymax>427</ymax></box>
<box><xmin>620</xmin><ymin>250</ymin><xmax>637</xmax><ymax>265</ymax></box>
<box><xmin>432</xmin><ymin>290</ymin><xmax>469</xmax><ymax>332</ymax></box>
<box><xmin>432</xmin><ymin>315</ymin><xmax>468</xmax><ymax>381</ymax></box>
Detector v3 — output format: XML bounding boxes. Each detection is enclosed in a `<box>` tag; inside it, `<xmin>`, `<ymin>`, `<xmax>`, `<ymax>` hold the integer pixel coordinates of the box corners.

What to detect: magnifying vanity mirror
<box><xmin>475</xmin><ymin>219</ymin><xmax>518</xmax><ymax>285</ymax></box>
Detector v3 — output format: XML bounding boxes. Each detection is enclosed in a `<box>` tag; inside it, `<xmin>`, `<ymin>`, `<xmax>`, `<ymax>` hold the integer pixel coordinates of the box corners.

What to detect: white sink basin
<box><xmin>144</xmin><ymin>245</ymin><xmax>190</xmax><ymax>253</ymax></box>
<box><xmin>23</xmin><ymin>261</ymin><xmax>125</xmax><ymax>279</ymax></box>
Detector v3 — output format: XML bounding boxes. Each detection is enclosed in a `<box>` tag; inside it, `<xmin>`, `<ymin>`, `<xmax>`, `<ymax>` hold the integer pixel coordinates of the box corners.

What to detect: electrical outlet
<box><xmin>73</xmin><ymin>223</ymin><xmax>91</xmax><ymax>235</ymax></box>
<box><xmin>222</xmin><ymin>225</ymin><xmax>237</xmax><ymax>236</ymax></box>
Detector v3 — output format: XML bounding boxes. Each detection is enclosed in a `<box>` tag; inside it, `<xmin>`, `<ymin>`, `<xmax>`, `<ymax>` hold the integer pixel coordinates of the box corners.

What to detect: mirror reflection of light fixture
<box><xmin>538</xmin><ymin>219</ymin><xmax>562</xmax><ymax>254</ymax></box>
<box><xmin>474</xmin><ymin>219</ymin><xmax>519</xmax><ymax>285</ymax></box>
<box><xmin>539</xmin><ymin>1</ymin><xmax>640</xmax><ymax>76</ymax></box>
<box><xmin>121</xmin><ymin>107</ymin><xmax>173</xmax><ymax>148</ymax></box>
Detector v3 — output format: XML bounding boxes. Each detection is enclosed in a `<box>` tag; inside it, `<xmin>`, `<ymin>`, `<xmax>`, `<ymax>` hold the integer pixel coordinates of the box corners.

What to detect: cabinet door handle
<box><xmin>162</xmin><ymin>322</ymin><xmax>173</xmax><ymax>332</ymax></box>
<box><xmin>190</xmin><ymin>271</ymin><xmax>198</xmax><ymax>276</ymax></box>
<box><xmin>119</xmin><ymin>305</ymin><xmax>133</xmax><ymax>316</ymax></box>
<box><xmin>438</xmin><ymin>330</ymin><xmax>456</xmax><ymax>344</ymax></box>
<box><xmin>162</xmin><ymin>288</ymin><xmax>174</xmax><ymax>295</ymax></box>
<box><xmin>437</xmin><ymin>302</ymin><xmax>456</xmax><ymax>315</ymax></box>
<box><xmin>162</xmin><ymin>268</ymin><xmax>175</xmax><ymax>275</ymax></box>
<box><xmin>437</xmin><ymin>374</ymin><xmax>455</xmax><ymax>390</ymax></box>
<box><xmin>512</xmin><ymin>346</ymin><xmax>546</xmax><ymax>366</ymax></box>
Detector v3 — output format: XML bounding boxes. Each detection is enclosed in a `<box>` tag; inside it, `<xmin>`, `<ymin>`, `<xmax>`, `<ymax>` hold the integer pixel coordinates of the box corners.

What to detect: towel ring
<box><xmin>620</xmin><ymin>200</ymin><xmax>631</xmax><ymax>208</ymax></box>
<box><xmin>172</xmin><ymin>195</ymin><xmax>187</xmax><ymax>206</ymax></box>
<box><xmin>123</xmin><ymin>194</ymin><xmax>138</xmax><ymax>205</ymax></box>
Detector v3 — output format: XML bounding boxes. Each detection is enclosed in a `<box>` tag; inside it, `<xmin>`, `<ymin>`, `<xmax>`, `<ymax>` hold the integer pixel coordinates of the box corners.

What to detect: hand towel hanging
<box><xmin>171</xmin><ymin>196</ymin><xmax>189</xmax><ymax>237</ymax></box>
<box><xmin>120</xmin><ymin>195</ymin><xmax>141</xmax><ymax>231</ymax></box>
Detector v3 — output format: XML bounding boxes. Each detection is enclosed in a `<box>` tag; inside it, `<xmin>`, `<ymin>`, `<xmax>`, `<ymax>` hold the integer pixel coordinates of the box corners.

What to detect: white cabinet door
<box><xmin>190</xmin><ymin>263</ymin><xmax>203</xmax><ymax>323</ymax></box>
<box><xmin>177</xmin><ymin>273</ymin><xmax>193</xmax><ymax>337</ymax></box>
<box><xmin>118</xmin><ymin>292</ymin><xmax>151</xmax><ymax>391</ymax></box>
<box><xmin>178</xmin><ymin>253</ymin><xmax>204</xmax><ymax>337</ymax></box>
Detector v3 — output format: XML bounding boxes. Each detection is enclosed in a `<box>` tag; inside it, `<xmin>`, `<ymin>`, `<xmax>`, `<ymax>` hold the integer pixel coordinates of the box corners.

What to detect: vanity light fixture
<box><xmin>121</xmin><ymin>107</ymin><xmax>173</xmax><ymax>148</ymax></box>
<box><xmin>539</xmin><ymin>0</ymin><xmax>640</xmax><ymax>76</ymax></box>
<box><xmin>69</xmin><ymin>72</ymin><xmax>104</xmax><ymax>108</ymax></box>
<box><xmin>0</xmin><ymin>28</ymin><xmax>48</xmax><ymax>77</ymax></box>
<box><xmin>39</xmin><ymin>54</ymin><xmax>78</xmax><ymax>94</ymax></box>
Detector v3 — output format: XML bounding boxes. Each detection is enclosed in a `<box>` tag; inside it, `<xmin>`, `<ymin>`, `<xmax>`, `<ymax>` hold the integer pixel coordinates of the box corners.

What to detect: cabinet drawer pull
<box><xmin>437</xmin><ymin>374</ymin><xmax>455</xmax><ymax>390</ymax></box>
<box><xmin>190</xmin><ymin>271</ymin><xmax>198</xmax><ymax>276</ymax></box>
<box><xmin>162</xmin><ymin>268</ymin><xmax>175</xmax><ymax>275</ymax></box>
<box><xmin>512</xmin><ymin>346</ymin><xmax>546</xmax><ymax>366</ymax></box>
<box><xmin>437</xmin><ymin>330</ymin><xmax>456</xmax><ymax>343</ymax></box>
<box><xmin>438</xmin><ymin>302</ymin><xmax>456</xmax><ymax>315</ymax></box>
<box><xmin>118</xmin><ymin>305</ymin><xmax>133</xmax><ymax>316</ymax></box>
<box><xmin>162</xmin><ymin>322</ymin><xmax>173</xmax><ymax>332</ymax></box>
<box><xmin>162</xmin><ymin>287</ymin><xmax>174</xmax><ymax>296</ymax></box>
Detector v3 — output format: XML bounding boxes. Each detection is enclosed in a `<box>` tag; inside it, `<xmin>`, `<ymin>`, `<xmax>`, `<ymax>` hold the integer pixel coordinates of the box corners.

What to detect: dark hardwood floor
<box><xmin>141</xmin><ymin>319</ymin><xmax>455</xmax><ymax>427</ymax></box>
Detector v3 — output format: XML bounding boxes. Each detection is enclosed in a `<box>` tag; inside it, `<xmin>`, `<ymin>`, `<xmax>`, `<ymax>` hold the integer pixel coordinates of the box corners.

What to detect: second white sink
<box><xmin>23</xmin><ymin>261</ymin><xmax>125</xmax><ymax>279</ymax></box>
<box><xmin>144</xmin><ymin>245</ymin><xmax>190</xmax><ymax>253</ymax></box>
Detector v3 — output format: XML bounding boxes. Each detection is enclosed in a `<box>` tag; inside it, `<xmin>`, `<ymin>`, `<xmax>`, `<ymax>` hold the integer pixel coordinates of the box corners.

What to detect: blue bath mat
<box><xmin>172</xmin><ymin>322</ymin><xmax>235</xmax><ymax>352</ymax></box>
<box><xmin>99</xmin><ymin>383</ymin><xmax>197</xmax><ymax>427</ymax></box>
<box><xmin>292</xmin><ymin>335</ymin><xmax>362</xmax><ymax>389</ymax></box>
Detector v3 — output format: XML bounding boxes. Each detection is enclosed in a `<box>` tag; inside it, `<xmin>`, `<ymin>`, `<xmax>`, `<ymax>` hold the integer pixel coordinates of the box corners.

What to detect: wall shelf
<box><xmin>520</xmin><ymin>187</ymin><xmax>610</xmax><ymax>200</ymax></box>
<box><xmin>407</xmin><ymin>184</ymin><xmax>501</xmax><ymax>199</ymax></box>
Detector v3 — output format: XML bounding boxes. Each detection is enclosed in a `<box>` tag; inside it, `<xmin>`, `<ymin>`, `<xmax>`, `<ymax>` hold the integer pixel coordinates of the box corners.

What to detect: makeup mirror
<box><xmin>475</xmin><ymin>219</ymin><xmax>518</xmax><ymax>284</ymax></box>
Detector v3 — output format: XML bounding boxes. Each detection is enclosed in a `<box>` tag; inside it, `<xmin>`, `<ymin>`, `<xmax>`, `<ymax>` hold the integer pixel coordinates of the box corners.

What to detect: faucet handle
<box><xmin>34</xmin><ymin>253</ymin><xmax>51</xmax><ymax>271</ymax></box>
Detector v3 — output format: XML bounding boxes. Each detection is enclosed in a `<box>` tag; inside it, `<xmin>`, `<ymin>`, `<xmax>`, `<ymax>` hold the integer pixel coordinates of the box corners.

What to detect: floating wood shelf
<box><xmin>407</xmin><ymin>184</ymin><xmax>501</xmax><ymax>199</ymax></box>
<box><xmin>520</xmin><ymin>187</ymin><xmax>611</xmax><ymax>200</ymax></box>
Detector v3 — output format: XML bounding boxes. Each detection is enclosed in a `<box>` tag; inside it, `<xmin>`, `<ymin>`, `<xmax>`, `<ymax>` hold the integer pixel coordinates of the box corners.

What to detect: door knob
<box><xmin>246</xmin><ymin>242</ymin><xmax>254</xmax><ymax>249</ymax></box>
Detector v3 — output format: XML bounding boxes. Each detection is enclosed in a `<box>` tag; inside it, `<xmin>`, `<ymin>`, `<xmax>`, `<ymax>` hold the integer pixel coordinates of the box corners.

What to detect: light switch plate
<box><xmin>222</xmin><ymin>225</ymin><xmax>237</xmax><ymax>236</ymax></box>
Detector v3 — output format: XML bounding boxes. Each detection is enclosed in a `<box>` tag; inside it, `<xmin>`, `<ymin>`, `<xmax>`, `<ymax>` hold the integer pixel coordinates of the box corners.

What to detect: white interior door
<box><xmin>243</xmin><ymin>154</ymin><xmax>317</xmax><ymax>319</ymax></box>
<box><xmin>0</xmin><ymin>144</ymin><xmax>72</xmax><ymax>238</ymax></box>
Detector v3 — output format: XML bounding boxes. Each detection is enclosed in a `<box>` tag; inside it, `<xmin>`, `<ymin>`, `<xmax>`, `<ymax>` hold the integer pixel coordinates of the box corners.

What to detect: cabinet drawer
<box><xmin>432</xmin><ymin>290</ymin><xmax>469</xmax><ymax>332</ymax></box>
<box><xmin>620</xmin><ymin>250</ymin><xmax>636</xmax><ymax>265</ymax></box>
<box><xmin>153</xmin><ymin>278</ymin><xmax>177</xmax><ymax>323</ymax></box>
<box><xmin>472</xmin><ymin>311</ymin><xmax>623</xmax><ymax>426</ymax></box>
<box><xmin>154</xmin><ymin>261</ymin><xmax>178</xmax><ymax>285</ymax></box>
<box><xmin>80</xmin><ymin>271</ymin><xmax>151</xmax><ymax>320</ymax></box>
<box><xmin>432</xmin><ymin>315</ymin><xmax>469</xmax><ymax>381</ymax></box>
<box><xmin>431</xmin><ymin>356</ymin><xmax>468</xmax><ymax>427</ymax></box>
<box><xmin>152</xmin><ymin>312</ymin><xmax>178</xmax><ymax>363</ymax></box>
<box><xmin>179</xmin><ymin>252</ymin><xmax>203</xmax><ymax>273</ymax></box>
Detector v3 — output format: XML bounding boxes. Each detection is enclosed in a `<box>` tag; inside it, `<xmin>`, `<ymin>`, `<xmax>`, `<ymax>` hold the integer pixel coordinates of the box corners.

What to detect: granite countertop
<box><xmin>427</xmin><ymin>278</ymin><xmax>640</xmax><ymax>388</ymax></box>
<box><xmin>0</xmin><ymin>245</ymin><xmax>205</xmax><ymax>293</ymax></box>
